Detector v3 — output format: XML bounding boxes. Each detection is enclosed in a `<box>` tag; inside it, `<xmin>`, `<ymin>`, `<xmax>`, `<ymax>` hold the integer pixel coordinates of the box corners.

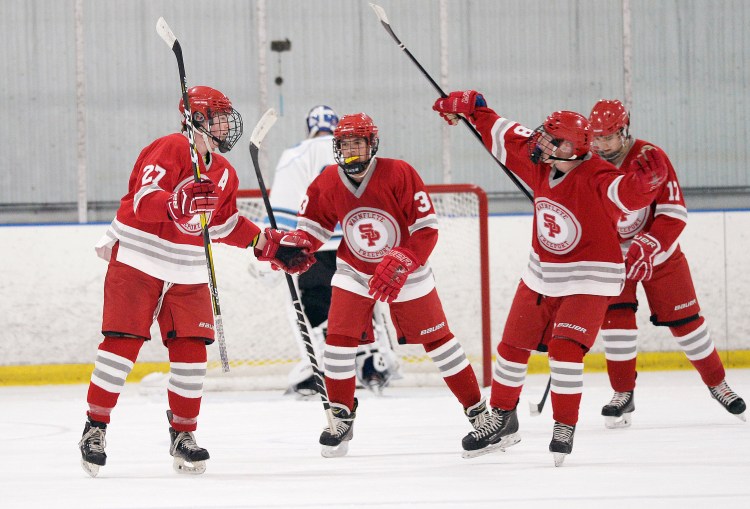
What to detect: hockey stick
<box><xmin>249</xmin><ymin>108</ymin><xmax>336</xmax><ymax>431</ymax></box>
<box><xmin>156</xmin><ymin>17</ymin><xmax>230</xmax><ymax>372</ymax></box>
<box><xmin>369</xmin><ymin>3</ymin><xmax>533</xmax><ymax>202</ymax></box>
<box><xmin>156</xmin><ymin>18</ymin><xmax>229</xmax><ymax>373</ymax></box>
<box><xmin>529</xmin><ymin>376</ymin><xmax>551</xmax><ymax>416</ymax></box>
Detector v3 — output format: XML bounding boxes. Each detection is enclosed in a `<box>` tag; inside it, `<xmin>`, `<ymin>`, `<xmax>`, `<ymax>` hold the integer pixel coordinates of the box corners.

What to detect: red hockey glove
<box><xmin>255</xmin><ymin>228</ymin><xmax>316</xmax><ymax>275</ymax></box>
<box><xmin>630</xmin><ymin>148</ymin><xmax>668</xmax><ymax>194</ymax></box>
<box><xmin>432</xmin><ymin>90</ymin><xmax>486</xmax><ymax>125</ymax></box>
<box><xmin>368</xmin><ymin>247</ymin><xmax>420</xmax><ymax>303</ymax></box>
<box><xmin>625</xmin><ymin>233</ymin><xmax>661</xmax><ymax>281</ymax></box>
<box><xmin>167</xmin><ymin>178</ymin><xmax>218</xmax><ymax>224</ymax></box>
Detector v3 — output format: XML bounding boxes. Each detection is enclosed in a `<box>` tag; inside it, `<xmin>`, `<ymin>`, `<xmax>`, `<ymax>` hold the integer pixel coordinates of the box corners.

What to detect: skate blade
<box><xmin>172</xmin><ymin>457</ymin><xmax>207</xmax><ymax>475</ymax></box>
<box><xmin>80</xmin><ymin>459</ymin><xmax>100</xmax><ymax>478</ymax></box>
<box><xmin>604</xmin><ymin>412</ymin><xmax>633</xmax><ymax>429</ymax></box>
<box><xmin>733</xmin><ymin>411</ymin><xmax>746</xmax><ymax>422</ymax></box>
<box><xmin>321</xmin><ymin>441</ymin><xmax>349</xmax><ymax>458</ymax></box>
<box><xmin>461</xmin><ymin>432</ymin><xmax>521</xmax><ymax>459</ymax></box>
<box><xmin>552</xmin><ymin>452</ymin><xmax>568</xmax><ymax>467</ymax></box>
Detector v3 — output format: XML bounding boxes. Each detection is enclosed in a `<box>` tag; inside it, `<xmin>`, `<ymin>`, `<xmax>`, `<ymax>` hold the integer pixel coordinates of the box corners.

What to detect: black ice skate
<box><xmin>79</xmin><ymin>418</ymin><xmax>107</xmax><ymax>478</ymax></box>
<box><xmin>319</xmin><ymin>399</ymin><xmax>358</xmax><ymax>458</ymax></box>
<box><xmin>461</xmin><ymin>405</ymin><xmax>521</xmax><ymax>459</ymax></box>
<box><xmin>549</xmin><ymin>421</ymin><xmax>576</xmax><ymax>467</ymax></box>
<box><xmin>167</xmin><ymin>411</ymin><xmax>210</xmax><ymax>475</ymax></box>
<box><xmin>601</xmin><ymin>390</ymin><xmax>635</xmax><ymax>429</ymax></box>
<box><xmin>464</xmin><ymin>398</ymin><xmax>489</xmax><ymax>430</ymax></box>
<box><xmin>708</xmin><ymin>380</ymin><xmax>747</xmax><ymax>421</ymax></box>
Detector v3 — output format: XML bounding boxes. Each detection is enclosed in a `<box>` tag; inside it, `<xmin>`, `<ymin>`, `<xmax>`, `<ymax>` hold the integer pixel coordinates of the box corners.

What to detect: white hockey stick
<box><xmin>156</xmin><ymin>17</ymin><xmax>230</xmax><ymax>372</ymax></box>
<box><xmin>368</xmin><ymin>3</ymin><xmax>533</xmax><ymax>202</ymax></box>
<box><xmin>249</xmin><ymin>109</ymin><xmax>336</xmax><ymax>431</ymax></box>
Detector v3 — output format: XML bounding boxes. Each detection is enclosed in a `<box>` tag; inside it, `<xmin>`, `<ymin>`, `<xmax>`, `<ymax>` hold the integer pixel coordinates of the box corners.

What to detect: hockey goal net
<box><xmin>206</xmin><ymin>184</ymin><xmax>491</xmax><ymax>390</ymax></box>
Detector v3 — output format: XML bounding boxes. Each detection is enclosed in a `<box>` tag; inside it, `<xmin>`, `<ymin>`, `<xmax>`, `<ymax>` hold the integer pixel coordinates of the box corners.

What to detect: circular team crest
<box><xmin>342</xmin><ymin>207</ymin><xmax>401</xmax><ymax>262</ymax></box>
<box><xmin>617</xmin><ymin>207</ymin><xmax>649</xmax><ymax>238</ymax></box>
<box><xmin>535</xmin><ymin>198</ymin><xmax>581</xmax><ymax>255</ymax></box>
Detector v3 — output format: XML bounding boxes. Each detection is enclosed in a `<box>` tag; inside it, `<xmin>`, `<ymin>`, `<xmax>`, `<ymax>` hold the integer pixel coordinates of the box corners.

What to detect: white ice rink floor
<box><xmin>2</xmin><ymin>370</ymin><xmax>748</xmax><ymax>509</ymax></box>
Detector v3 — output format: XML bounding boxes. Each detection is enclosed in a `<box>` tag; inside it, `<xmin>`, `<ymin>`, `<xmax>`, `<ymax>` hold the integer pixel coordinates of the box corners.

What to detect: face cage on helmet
<box><xmin>193</xmin><ymin>108</ymin><xmax>243</xmax><ymax>153</ymax></box>
<box><xmin>333</xmin><ymin>136</ymin><xmax>379</xmax><ymax>175</ymax></box>
<box><xmin>527</xmin><ymin>125</ymin><xmax>587</xmax><ymax>164</ymax></box>
<box><xmin>592</xmin><ymin>129</ymin><xmax>630</xmax><ymax>162</ymax></box>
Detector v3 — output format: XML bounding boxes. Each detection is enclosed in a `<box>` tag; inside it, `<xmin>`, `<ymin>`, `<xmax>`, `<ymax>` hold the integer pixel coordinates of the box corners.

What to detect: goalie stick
<box><xmin>155</xmin><ymin>17</ymin><xmax>230</xmax><ymax>372</ymax></box>
<box><xmin>248</xmin><ymin>108</ymin><xmax>336</xmax><ymax>432</ymax></box>
<box><xmin>368</xmin><ymin>3</ymin><xmax>533</xmax><ymax>202</ymax></box>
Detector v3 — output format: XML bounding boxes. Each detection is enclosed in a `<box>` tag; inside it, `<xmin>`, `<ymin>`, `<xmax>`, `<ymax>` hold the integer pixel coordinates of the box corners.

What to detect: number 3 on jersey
<box><xmin>414</xmin><ymin>191</ymin><xmax>431</xmax><ymax>212</ymax></box>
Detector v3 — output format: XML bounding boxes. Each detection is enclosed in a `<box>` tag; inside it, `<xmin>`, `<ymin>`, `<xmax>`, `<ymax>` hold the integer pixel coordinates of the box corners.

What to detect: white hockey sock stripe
<box><xmin>168</xmin><ymin>361</ymin><xmax>207</xmax><ymax>399</ymax></box>
<box><xmin>426</xmin><ymin>338</ymin><xmax>470</xmax><ymax>378</ymax></box>
<box><xmin>324</xmin><ymin>344</ymin><xmax>357</xmax><ymax>380</ymax></box>
<box><xmin>601</xmin><ymin>329</ymin><xmax>638</xmax><ymax>361</ymax></box>
<box><xmin>549</xmin><ymin>359</ymin><xmax>584</xmax><ymax>395</ymax></box>
<box><xmin>91</xmin><ymin>349</ymin><xmax>135</xmax><ymax>394</ymax></box>
<box><xmin>492</xmin><ymin>355</ymin><xmax>527</xmax><ymax>387</ymax></box>
<box><xmin>675</xmin><ymin>322</ymin><xmax>714</xmax><ymax>361</ymax></box>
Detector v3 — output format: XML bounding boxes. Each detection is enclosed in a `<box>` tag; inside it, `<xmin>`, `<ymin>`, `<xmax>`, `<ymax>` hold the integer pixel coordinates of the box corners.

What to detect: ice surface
<box><xmin>2</xmin><ymin>370</ymin><xmax>748</xmax><ymax>508</ymax></box>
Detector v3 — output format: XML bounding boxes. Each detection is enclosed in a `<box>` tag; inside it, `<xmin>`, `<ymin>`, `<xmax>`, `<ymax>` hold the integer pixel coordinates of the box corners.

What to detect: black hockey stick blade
<box><xmin>529</xmin><ymin>376</ymin><xmax>552</xmax><ymax>416</ymax></box>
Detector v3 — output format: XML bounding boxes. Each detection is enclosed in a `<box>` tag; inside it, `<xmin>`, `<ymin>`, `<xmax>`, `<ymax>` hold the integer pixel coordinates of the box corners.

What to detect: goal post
<box><xmin>207</xmin><ymin>184</ymin><xmax>492</xmax><ymax>389</ymax></box>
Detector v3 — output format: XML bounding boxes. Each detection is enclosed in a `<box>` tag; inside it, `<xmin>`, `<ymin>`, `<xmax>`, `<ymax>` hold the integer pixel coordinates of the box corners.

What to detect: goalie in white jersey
<box><xmin>257</xmin><ymin>105</ymin><xmax>401</xmax><ymax>396</ymax></box>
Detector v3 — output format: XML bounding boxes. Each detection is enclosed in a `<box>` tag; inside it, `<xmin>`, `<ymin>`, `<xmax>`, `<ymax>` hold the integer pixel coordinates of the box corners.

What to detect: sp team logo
<box><xmin>343</xmin><ymin>207</ymin><xmax>401</xmax><ymax>262</ymax></box>
<box><xmin>617</xmin><ymin>207</ymin><xmax>649</xmax><ymax>238</ymax></box>
<box><xmin>535</xmin><ymin>198</ymin><xmax>581</xmax><ymax>255</ymax></box>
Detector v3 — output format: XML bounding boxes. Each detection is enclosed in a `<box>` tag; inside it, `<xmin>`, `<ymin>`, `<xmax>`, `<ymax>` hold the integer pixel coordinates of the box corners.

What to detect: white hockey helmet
<box><xmin>306</xmin><ymin>105</ymin><xmax>339</xmax><ymax>138</ymax></box>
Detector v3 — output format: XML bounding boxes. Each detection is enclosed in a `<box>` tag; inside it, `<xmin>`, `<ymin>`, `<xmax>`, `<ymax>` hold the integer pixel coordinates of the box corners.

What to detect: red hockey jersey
<box><xmin>613</xmin><ymin>139</ymin><xmax>688</xmax><ymax>266</ymax></box>
<box><xmin>95</xmin><ymin>133</ymin><xmax>260</xmax><ymax>284</ymax></box>
<box><xmin>296</xmin><ymin>157</ymin><xmax>439</xmax><ymax>302</ymax></box>
<box><xmin>472</xmin><ymin>108</ymin><xmax>659</xmax><ymax>297</ymax></box>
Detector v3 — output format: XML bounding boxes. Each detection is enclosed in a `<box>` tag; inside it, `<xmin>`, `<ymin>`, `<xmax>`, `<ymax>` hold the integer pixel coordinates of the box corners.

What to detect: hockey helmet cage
<box><xmin>179</xmin><ymin>86</ymin><xmax>243</xmax><ymax>153</ymax></box>
<box><xmin>333</xmin><ymin>113</ymin><xmax>380</xmax><ymax>175</ymax></box>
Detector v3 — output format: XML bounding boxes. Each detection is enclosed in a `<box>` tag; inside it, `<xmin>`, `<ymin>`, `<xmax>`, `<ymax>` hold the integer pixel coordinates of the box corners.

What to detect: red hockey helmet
<box><xmin>333</xmin><ymin>113</ymin><xmax>380</xmax><ymax>175</ymax></box>
<box><xmin>528</xmin><ymin>111</ymin><xmax>591</xmax><ymax>163</ymax></box>
<box><xmin>179</xmin><ymin>86</ymin><xmax>243</xmax><ymax>153</ymax></box>
<box><xmin>588</xmin><ymin>99</ymin><xmax>630</xmax><ymax>137</ymax></box>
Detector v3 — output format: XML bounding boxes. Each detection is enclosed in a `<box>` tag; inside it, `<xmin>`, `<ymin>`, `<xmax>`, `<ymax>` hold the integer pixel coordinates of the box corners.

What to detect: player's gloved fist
<box><xmin>167</xmin><ymin>178</ymin><xmax>218</xmax><ymax>224</ymax></box>
<box><xmin>432</xmin><ymin>90</ymin><xmax>486</xmax><ymax>125</ymax></box>
<box><xmin>255</xmin><ymin>228</ymin><xmax>316</xmax><ymax>275</ymax></box>
<box><xmin>625</xmin><ymin>233</ymin><xmax>661</xmax><ymax>281</ymax></box>
<box><xmin>631</xmin><ymin>148</ymin><xmax>668</xmax><ymax>194</ymax></box>
<box><xmin>368</xmin><ymin>247</ymin><xmax>420</xmax><ymax>303</ymax></box>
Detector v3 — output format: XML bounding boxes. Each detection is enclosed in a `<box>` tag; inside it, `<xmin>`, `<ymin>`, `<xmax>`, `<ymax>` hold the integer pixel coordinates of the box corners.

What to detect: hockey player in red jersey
<box><xmin>589</xmin><ymin>99</ymin><xmax>746</xmax><ymax>428</ymax></box>
<box><xmin>288</xmin><ymin>113</ymin><xmax>485</xmax><ymax>457</ymax></box>
<box><xmin>78</xmin><ymin>86</ymin><xmax>315</xmax><ymax>477</ymax></box>
<box><xmin>433</xmin><ymin>91</ymin><xmax>669</xmax><ymax>466</ymax></box>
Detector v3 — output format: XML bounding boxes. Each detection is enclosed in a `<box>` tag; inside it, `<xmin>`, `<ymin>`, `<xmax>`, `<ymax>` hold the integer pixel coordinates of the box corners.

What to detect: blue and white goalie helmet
<box><xmin>306</xmin><ymin>105</ymin><xmax>339</xmax><ymax>138</ymax></box>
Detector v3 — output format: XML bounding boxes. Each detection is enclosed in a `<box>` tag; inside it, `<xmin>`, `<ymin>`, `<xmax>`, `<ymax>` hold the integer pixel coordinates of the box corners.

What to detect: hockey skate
<box><xmin>79</xmin><ymin>419</ymin><xmax>107</xmax><ymax>477</ymax></box>
<box><xmin>549</xmin><ymin>421</ymin><xmax>576</xmax><ymax>467</ymax></box>
<box><xmin>464</xmin><ymin>398</ymin><xmax>489</xmax><ymax>430</ymax></box>
<box><xmin>601</xmin><ymin>390</ymin><xmax>635</xmax><ymax>428</ymax></box>
<box><xmin>319</xmin><ymin>399</ymin><xmax>358</xmax><ymax>458</ymax></box>
<box><xmin>708</xmin><ymin>380</ymin><xmax>747</xmax><ymax>421</ymax></box>
<box><xmin>167</xmin><ymin>411</ymin><xmax>210</xmax><ymax>474</ymax></box>
<box><xmin>461</xmin><ymin>405</ymin><xmax>521</xmax><ymax>459</ymax></box>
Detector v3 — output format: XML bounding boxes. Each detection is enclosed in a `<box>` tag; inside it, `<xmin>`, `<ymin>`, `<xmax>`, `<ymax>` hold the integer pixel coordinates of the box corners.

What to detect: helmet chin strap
<box><xmin>343</xmin><ymin>156</ymin><xmax>375</xmax><ymax>179</ymax></box>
